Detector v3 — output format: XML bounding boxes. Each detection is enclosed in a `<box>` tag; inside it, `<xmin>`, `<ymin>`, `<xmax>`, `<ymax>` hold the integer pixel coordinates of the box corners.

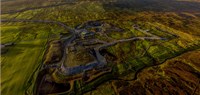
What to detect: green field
<box><xmin>1</xmin><ymin>0</ymin><xmax>200</xmax><ymax>95</ymax></box>
<box><xmin>0</xmin><ymin>24</ymin><xmax>63</xmax><ymax>95</ymax></box>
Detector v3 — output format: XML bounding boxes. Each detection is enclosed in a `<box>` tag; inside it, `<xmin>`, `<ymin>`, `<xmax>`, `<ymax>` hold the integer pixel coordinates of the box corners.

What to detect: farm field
<box><xmin>1</xmin><ymin>0</ymin><xmax>200</xmax><ymax>95</ymax></box>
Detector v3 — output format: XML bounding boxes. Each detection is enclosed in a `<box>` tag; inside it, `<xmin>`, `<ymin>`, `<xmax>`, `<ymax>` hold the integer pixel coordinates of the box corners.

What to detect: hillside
<box><xmin>1</xmin><ymin>0</ymin><xmax>200</xmax><ymax>95</ymax></box>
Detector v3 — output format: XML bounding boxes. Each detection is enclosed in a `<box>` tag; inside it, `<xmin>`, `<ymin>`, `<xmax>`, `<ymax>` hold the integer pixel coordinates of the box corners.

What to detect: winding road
<box><xmin>58</xmin><ymin>22</ymin><xmax>167</xmax><ymax>76</ymax></box>
<box><xmin>1</xmin><ymin>19</ymin><xmax>73</xmax><ymax>31</ymax></box>
<box><xmin>1</xmin><ymin>19</ymin><xmax>166</xmax><ymax>77</ymax></box>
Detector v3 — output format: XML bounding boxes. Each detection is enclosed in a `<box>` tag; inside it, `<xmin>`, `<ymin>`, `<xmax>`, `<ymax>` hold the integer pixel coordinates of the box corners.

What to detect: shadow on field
<box><xmin>2</xmin><ymin>48</ymin><xmax>23</xmax><ymax>56</ymax></box>
<box><xmin>103</xmin><ymin>0</ymin><xmax>200</xmax><ymax>12</ymax></box>
<box><xmin>15</xmin><ymin>43</ymin><xmax>42</xmax><ymax>48</ymax></box>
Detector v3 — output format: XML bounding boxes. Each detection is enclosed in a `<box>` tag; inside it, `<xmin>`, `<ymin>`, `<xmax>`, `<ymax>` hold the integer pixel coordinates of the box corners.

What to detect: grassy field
<box><xmin>1</xmin><ymin>0</ymin><xmax>200</xmax><ymax>95</ymax></box>
<box><xmin>0</xmin><ymin>24</ymin><xmax>63</xmax><ymax>95</ymax></box>
<box><xmin>107</xmin><ymin>21</ymin><xmax>200</xmax><ymax>75</ymax></box>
